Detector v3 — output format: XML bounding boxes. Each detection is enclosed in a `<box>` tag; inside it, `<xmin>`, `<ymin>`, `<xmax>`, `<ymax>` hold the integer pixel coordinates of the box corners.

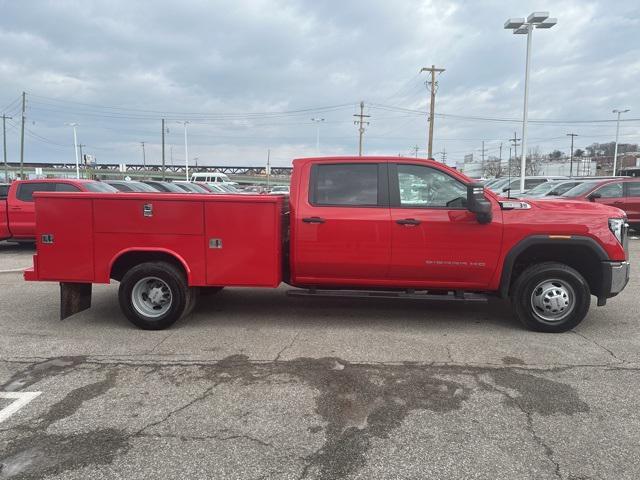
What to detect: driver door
<box><xmin>388</xmin><ymin>163</ymin><xmax>502</xmax><ymax>288</ymax></box>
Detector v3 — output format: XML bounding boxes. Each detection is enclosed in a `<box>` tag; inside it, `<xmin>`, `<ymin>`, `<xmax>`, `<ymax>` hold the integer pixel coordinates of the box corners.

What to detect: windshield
<box><xmin>526</xmin><ymin>181</ymin><xmax>561</xmax><ymax>196</ymax></box>
<box><xmin>561</xmin><ymin>181</ymin><xmax>600</xmax><ymax>197</ymax></box>
<box><xmin>84</xmin><ymin>182</ymin><xmax>118</xmax><ymax>193</ymax></box>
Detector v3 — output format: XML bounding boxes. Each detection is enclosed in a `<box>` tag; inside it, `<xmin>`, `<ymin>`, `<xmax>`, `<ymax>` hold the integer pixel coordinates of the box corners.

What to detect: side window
<box><xmin>596</xmin><ymin>182</ymin><xmax>623</xmax><ymax>198</ymax></box>
<box><xmin>396</xmin><ymin>164</ymin><xmax>467</xmax><ymax>208</ymax></box>
<box><xmin>311</xmin><ymin>163</ymin><xmax>379</xmax><ymax>206</ymax></box>
<box><xmin>627</xmin><ymin>182</ymin><xmax>640</xmax><ymax>197</ymax></box>
<box><xmin>55</xmin><ymin>183</ymin><xmax>81</xmax><ymax>192</ymax></box>
<box><xmin>16</xmin><ymin>182</ymin><xmax>56</xmax><ymax>202</ymax></box>
<box><xmin>525</xmin><ymin>179</ymin><xmax>546</xmax><ymax>189</ymax></box>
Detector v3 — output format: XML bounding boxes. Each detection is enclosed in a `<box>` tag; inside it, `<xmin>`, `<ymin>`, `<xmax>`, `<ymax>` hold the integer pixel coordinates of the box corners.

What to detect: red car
<box><xmin>0</xmin><ymin>179</ymin><xmax>117</xmax><ymax>241</ymax></box>
<box><xmin>560</xmin><ymin>177</ymin><xmax>640</xmax><ymax>229</ymax></box>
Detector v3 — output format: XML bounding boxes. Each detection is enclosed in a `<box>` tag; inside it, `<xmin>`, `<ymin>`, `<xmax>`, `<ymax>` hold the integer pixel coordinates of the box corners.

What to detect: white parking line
<box><xmin>0</xmin><ymin>392</ymin><xmax>42</xmax><ymax>423</ymax></box>
<box><xmin>0</xmin><ymin>267</ymin><xmax>28</xmax><ymax>274</ymax></box>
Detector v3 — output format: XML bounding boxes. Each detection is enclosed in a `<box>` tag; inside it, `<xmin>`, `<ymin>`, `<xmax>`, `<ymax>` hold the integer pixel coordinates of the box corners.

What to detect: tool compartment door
<box><xmin>35</xmin><ymin>194</ymin><xmax>94</xmax><ymax>281</ymax></box>
<box><xmin>205</xmin><ymin>197</ymin><xmax>282</xmax><ymax>287</ymax></box>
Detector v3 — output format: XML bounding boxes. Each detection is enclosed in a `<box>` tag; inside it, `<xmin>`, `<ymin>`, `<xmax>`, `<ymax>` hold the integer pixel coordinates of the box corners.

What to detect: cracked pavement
<box><xmin>0</xmin><ymin>240</ymin><xmax>639</xmax><ymax>479</ymax></box>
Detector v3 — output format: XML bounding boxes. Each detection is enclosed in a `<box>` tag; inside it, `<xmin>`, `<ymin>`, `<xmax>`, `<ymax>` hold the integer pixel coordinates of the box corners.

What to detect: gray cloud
<box><xmin>0</xmin><ymin>0</ymin><xmax>638</xmax><ymax>167</ymax></box>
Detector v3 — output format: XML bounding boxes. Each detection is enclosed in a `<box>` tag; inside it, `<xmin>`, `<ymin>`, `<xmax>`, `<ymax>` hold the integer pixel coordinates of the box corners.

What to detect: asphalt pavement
<box><xmin>0</xmin><ymin>239</ymin><xmax>639</xmax><ymax>479</ymax></box>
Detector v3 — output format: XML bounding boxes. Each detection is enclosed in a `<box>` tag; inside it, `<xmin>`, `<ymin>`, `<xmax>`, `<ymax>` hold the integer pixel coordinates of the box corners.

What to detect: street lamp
<box><xmin>505</xmin><ymin>12</ymin><xmax>557</xmax><ymax>192</ymax></box>
<box><xmin>612</xmin><ymin>109</ymin><xmax>630</xmax><ymax>176</ymax></box>
<box><xmin>65</xmin><ymin>122</ymin><xmax>80</xmax><ymax>179</ymax></box>
<box><xmin>311</xmin><ymin>117</ymin><xmax>325</xmax><ymax>152</ymax></box>
<box><xmin>178</xmin><ymin>121</ymin><xmax>190</xmax><ymax>181</ymax></box>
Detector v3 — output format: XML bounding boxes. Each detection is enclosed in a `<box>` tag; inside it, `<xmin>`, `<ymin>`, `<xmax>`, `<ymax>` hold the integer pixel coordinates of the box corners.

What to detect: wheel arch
<box><xmin>499</xmin><ymin>235</ymin><xmax>607</xmax><ymax>299</ymax></box>
<box><xmin>109</xmin><ymin>248</ymin><xmax>191</xmax><ymax>283</ymax></box>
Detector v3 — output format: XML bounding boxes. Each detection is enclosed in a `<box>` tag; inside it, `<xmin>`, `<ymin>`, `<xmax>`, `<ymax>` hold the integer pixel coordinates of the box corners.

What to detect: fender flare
<box><xmin>498</xmin><ymin>235</ymin><xmax>607</xmax><ymax>298</ymax></box>
<box><xmin>108</xmin><ymin>247</ymin><xmax>192</xmax><ymax>283</ymax></box>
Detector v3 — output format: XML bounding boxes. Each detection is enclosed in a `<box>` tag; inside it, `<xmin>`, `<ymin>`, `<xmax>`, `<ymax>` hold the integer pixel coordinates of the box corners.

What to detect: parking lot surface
<box><xmin>0</xmin><ymin>239</ymin><xmax>639</xmax><ymax>480</ymax></box>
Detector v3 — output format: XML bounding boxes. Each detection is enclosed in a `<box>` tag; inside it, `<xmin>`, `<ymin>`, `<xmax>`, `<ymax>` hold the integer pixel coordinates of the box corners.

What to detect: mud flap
<box><xmin>60</xmin><ymin>282</ymin><xmax>92</xmax><ymax>320</ymax></box>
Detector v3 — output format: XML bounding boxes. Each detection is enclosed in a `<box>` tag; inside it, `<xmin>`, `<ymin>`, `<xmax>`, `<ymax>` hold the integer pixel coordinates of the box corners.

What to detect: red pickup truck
<box><xmin>24</xmin><ymin>156</ymin><xmax>630</xmax><ymax>333</ymax></box>
<box><xmin>1</xmin><ymin>179</ymin><xmax>117</xmax><ymax>242</ymax></box>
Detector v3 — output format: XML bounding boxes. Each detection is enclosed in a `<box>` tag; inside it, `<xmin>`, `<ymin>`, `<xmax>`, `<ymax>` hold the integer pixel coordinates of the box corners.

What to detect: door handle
<box><xmin>302</xmin><ymin>216</ymin><xmax>325</xmax><ymax>224</ymax></box>
<box><xmin>396</xmin><ymin>218</ymin><xmax>421</xmax><ymax>226</ymax></box>
<box><xmin>10</xmin><ymin>206</ymin><xmax>21</xmax><ymax>211</ymax></box>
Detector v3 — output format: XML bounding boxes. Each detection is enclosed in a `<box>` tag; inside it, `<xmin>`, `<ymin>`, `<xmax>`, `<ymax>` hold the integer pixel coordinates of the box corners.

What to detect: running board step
<box><xmin>287</xmin><ymin>289</ymin><xmax>487</xmax><ymax>302</ymax></box>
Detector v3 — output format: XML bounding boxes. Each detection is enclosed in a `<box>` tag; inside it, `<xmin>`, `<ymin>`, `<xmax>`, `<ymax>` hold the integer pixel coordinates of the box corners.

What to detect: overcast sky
<box><xmin>1</xmin><ymin>0</ymin><xmax>639</xmax><ymax>167</ymax></box>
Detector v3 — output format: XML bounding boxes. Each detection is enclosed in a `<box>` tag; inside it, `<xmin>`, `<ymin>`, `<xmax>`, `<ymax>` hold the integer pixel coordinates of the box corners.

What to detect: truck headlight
<box><xmin>608</xmin><ymin>218</ymin><xmax>626</xmax><ymax>245</ymax></box>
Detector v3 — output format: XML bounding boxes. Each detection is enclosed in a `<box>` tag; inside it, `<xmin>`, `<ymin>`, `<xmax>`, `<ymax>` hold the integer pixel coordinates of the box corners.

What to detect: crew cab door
<box><xmin>293</xmin><ymin>162</ymin><xmax>391</xmax><ymax>284</ymax></box>
<box><xmin>591</xmin><ymin>181</ymin><xmax>624</xmax><ymax>210</ymax></box>
<box><xmin>388</xmin><ymin>163</ymin><xmax>502</xmax><ymax>288</ymax></box>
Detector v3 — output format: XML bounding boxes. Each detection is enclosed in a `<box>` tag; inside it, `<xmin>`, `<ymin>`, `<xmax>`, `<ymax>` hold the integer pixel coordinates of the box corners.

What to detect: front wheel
<box><xmin>512</xmin><ymin>262</ymin><xmax>591</xmax><ymax>333</ymax></box>
<box><xmin>118</xmin><ymin>261</ymin><xmax>190</xmax><ymax>330</ymax></box>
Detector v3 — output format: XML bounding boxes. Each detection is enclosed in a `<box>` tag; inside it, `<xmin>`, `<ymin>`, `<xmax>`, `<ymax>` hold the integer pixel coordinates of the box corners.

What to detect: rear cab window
<box><xmin>309</xmin><ymin>163</ymin><xmax>382</xmax><ymax>206</ymax></box>
<box><xmin>16</xmin><ymin>182</ymin><xmax>57</xmax><ymax>202</ymax></box>
<box><xmin>626</xmin><ymin>182</ymin><xmax>640</xmax><ymax>197</ymax></box>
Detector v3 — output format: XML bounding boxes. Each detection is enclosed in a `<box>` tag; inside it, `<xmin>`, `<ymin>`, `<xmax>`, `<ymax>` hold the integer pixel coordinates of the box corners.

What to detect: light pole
<box><xmin>505</xmin><ymin>12</ymin><xmax>557</xmax><ymax>192</ymax></box>
<box><xmin>180</xmin><ymin>121</ymin><xmax>190</xmax><ymax>181</ymax></box>
<box><xmin>612</xmin><ymin>109</ymin><xmax>629</xmax><ymax>176</ymax></box>
<box><xmin>311</xmin><ymin>117</ymin><xmax>325</xmax><ymax>152</ymax></box>
<box><xmin>567</xmin><ymin>133</ymin><xmax>578</xmax><ymax>177</ymax></box>
<box><xmin>66</xmin><ymin>123</ymin><xmax>80</xmax><ymax>179</ymax></box>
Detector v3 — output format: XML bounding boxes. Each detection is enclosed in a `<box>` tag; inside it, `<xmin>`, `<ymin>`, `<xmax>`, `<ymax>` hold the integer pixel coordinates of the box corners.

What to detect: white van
<box><xmin>190</xmin><ymin>172</ymin><xmax>236</xmax><ymax>185</ymax></box>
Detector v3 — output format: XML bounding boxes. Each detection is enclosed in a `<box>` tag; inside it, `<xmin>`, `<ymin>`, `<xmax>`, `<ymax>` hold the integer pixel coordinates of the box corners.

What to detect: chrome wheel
<box><xmin>530</xmin><ymin>279</ymin><xmax>575</xmax><ymax>322</ymax></box>
<box><xmin>131</xmin><ymin>276</ymin><xmax>173</xmax><ymax>318</ymax></box>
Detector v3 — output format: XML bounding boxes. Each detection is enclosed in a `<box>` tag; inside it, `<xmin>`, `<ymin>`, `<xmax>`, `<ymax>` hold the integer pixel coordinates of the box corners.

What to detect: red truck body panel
<box><xmin>24</xmin><ymin>157</ymin><xmax>627</xmax><ymax>298</ymax></box>
<box><xmin>29</xmin><ymin>192</ymin><xmax>283</xmax><ymax>288</ymax></box>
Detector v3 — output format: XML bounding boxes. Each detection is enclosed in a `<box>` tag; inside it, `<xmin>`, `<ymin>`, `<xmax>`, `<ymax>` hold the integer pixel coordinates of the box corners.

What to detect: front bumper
<box><xmin>598</xmin><ymin>261</ymin><xmax>630</xmax><ymax>305</ymax></box>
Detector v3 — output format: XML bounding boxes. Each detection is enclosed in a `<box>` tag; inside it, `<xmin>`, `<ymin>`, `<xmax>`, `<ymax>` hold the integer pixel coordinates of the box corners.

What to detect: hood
<box><xmin>525</xmin><ymin>198</ymin><xmax>625</xmax><ymax>217</ymax></box>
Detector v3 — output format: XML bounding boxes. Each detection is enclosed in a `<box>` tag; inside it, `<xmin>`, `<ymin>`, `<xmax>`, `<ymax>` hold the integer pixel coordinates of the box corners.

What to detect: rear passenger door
<box><xmin>294</xmin><ymin>162</ymin><xmax>391</xmax><ymax>284</ymax></box>
<box><xmin>624</xmin><ymin>181</ymin><xmax>640</xmax><ymax>225</ymax></box>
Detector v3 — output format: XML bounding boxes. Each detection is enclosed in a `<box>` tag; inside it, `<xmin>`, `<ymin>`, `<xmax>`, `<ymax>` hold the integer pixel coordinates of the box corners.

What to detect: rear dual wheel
<box><xmin>118</xmin><ymin>261</ymin><xmax>196</xmax><ymax>330</ymax></box>
<box><xmin>512</xmin><ymin>262</ymin><xmax>591</xmax><ymax>333</ymax></box>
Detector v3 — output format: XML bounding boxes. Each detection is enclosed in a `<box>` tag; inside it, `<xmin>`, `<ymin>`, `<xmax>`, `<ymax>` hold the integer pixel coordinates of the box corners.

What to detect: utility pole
<box><xmin>266</xmin><ymin>149</ymin><xmax>271</xmax><ymax>190</ymax></box>
<box><xmin>140</xmin><ymin>142</ymin><xmax>146</xmax><ymax>168</ymax></box>
<box><xmin>481</xmin><ymin>140</ymin><xmax>486</xmax><ymax>176</ymax></box>
<box><xmin>170</xmin><ymin>145</ymin><xmax>173</xmax><ymax>166</ymax></box>
<box><xmin>353</xmin><ymin>101</ymin><xmax>370</xmax><ymax>156</ymax></box>
<box><xmin>2</xmin><ymin>114</ymin><xmax>12</xmax><ymax>182</ymax></box>
<box><xmin>420</xmin><ymin>65</ymin><xmax>445</xmax><ymax>158</ymax></box>
<box><xmin>66</xmin><ymin>123</ymin><xmax>80</xmax><ymax>179</ymax></box>
<box><xmin>612</xmin><ymin>108</ymin><xmax>630</xmax><ymax>176</ymax></box>
<box><xmin>567</xmin><ymin>133</ymin><xmax>578</xmax><ymax>177</ymax></box>
<box><xmin>499</xmin><ymin>142</ymin><xmax>503</xmax><ymax>177</ymax></box>
<box><xmin>161</xmin><ymin>118</ymin><xmax>166</xmax><ymax>180</ymax></box>
<box><xmin>78</xmin><ymin>143</ymin><xmax>86</xmax><ymax>169</ymax></box>
<box><xmin>440</xmin><ymin>147</ymin><xmax>447</xmax><ymax>165</ymax></box>
<box><xmin>19</xmin><ymin>91</ymin><xmax>25</xmax><ymax>179</ymax></box>
<box><xmin>412</xmin><ymin>145</ymin><xmax>419</xmax><ymax>158</ymax></box>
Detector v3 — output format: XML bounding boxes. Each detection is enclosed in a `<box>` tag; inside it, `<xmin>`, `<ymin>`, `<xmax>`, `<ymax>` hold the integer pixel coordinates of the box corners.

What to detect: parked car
<box><xmin>172</xmin><ymin>181</ymin><xmax>210</xmax><ymax>193</ymax></box>
<box><xmin>560</xmin><ymin>177</ymin><xmax>640</xmax><ymax>228</ymax></box>
<box><xmin>0</xmin><ymin>183</ymin><xmax>10</xmax><ymax>198</ymax></box>
<box><xmin>269</xmin><ymin>185</ymin><xmax>290</xmax><ymax>195</ymax></box>
<box><xmin>522</xmin><ymin>180</ymin><xmax>585</xmax><ymax>198</ymax></box>
<box><xmin>243</xmin><ymin>185</ymin><xmax>267</xmax><ymax>194</ymax></box>
<box><xmin>491</xmin><ymin>176</ymin><xmax>569</xmax><ymax>197</ymax></box>
<box><xmin>190</xmin><ymin>172</ymin><xmax>237</xmax><ymax>186</ymax></box>
<box><xmin>0</xmin><ymin>179</ymin><xmax>117</xmax><ymax>241</ymax></box>
<box><xmin>105</xmin><ymin>180</ymin><xmax>160</xmax><ymax>193</ymax></box>
<box><xmin>140</xmin><ymin>180</ymin><xmax>186</xmax><ymax>193</ymax></box>
<box><xmin>26</xmin><ymin>156</ymin><xmax>629</xmax><ymax>333</ymax></box>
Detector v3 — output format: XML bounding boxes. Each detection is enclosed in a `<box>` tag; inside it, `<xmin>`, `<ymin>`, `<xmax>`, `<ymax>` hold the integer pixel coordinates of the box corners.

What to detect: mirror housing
<box><xmin>467</xmin><ymin>183</ymin><xmax>493</xmax><ymax>224</ymax></box>
<box><xmin>587</xmin><ymin>192</ymin><xmax>601</xmax><ymax>201</ymax></box>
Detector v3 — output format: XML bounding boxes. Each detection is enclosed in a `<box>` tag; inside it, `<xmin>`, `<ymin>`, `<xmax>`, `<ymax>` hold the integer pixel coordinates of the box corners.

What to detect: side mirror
<box><xmin>587</xmin><ymin>192</ymin><xmax>601</xmax><ymax>201</ymax></box>
<box><xmin>467</xmin><ymin>183</ymin><xmax>493</xmax><ymax>224</ymax></box>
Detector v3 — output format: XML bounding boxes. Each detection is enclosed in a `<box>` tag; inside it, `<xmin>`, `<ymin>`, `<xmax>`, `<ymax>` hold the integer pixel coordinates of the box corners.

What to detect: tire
<box><xmin>118</xmin><ymin>261</ymin><xmax>189</xmax><ymax>330</ymax></box>
<box><xmin>511</xmin><ymin>262</ymin><xmax>591</xmax><ymax>333</ymax></box>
